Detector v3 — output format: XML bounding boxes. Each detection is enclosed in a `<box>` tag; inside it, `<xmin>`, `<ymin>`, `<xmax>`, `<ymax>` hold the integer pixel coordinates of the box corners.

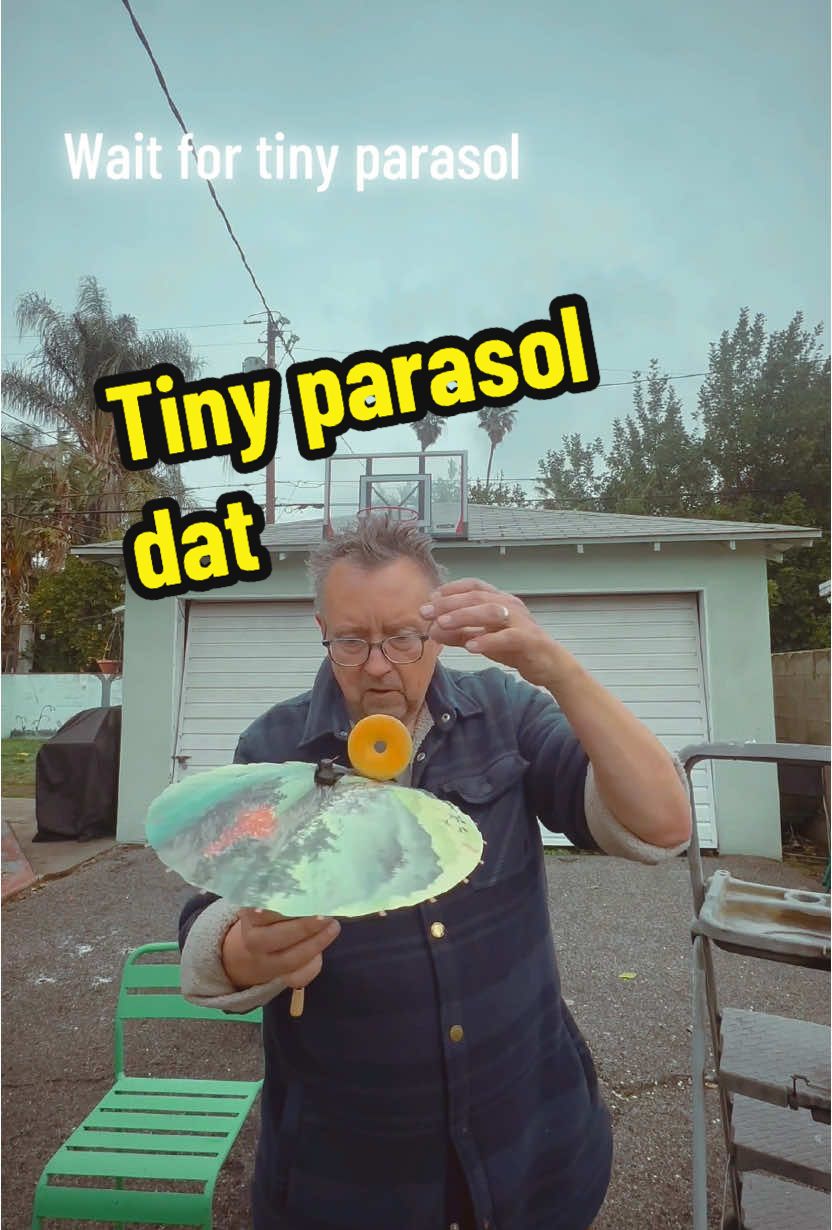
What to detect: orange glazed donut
<box><xmin>348</xmin><ymin>714</ymin><xmax>413</xmax><ymax>781</ymax></box>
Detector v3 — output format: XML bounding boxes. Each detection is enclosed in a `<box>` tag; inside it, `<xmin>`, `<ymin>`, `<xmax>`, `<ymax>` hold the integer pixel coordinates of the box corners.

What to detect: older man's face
<box><xmin>316</xmin><ymin>558</ymin><xmax>442</xmax><ymax>727</ymax></box>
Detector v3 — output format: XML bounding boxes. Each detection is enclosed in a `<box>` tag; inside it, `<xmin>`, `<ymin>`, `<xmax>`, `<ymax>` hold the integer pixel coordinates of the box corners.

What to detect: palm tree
<box><xmin>477</xmin><ymin>405</ymin><xmax>518</xmax><ymax>489</ymax></box>
<box><xmin>2</xmin><ymin>276</ymin><xmax>199</xmax><ymax>537</ymax></box>
<box><xmin>410</xmin><ymin>414</ymin><xmax>445</xmax><ymax>452</ymax></box>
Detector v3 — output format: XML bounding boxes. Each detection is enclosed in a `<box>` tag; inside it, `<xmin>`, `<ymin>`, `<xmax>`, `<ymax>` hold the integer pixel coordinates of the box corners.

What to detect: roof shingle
<box><xmin>259</xmin><ymin>505</ymin><xmax>819</xmax><ymax>549</ymax></box>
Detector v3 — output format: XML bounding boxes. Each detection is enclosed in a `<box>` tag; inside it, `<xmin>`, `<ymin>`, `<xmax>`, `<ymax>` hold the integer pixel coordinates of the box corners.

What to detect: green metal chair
<box><xmin>32</xmin><ymin>941</ymin><xmax>263</xmax><ymax>1228</ymax></box>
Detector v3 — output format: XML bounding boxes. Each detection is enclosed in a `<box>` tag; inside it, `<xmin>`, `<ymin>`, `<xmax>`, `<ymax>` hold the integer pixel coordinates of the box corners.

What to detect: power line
<box><xmin>600</xmin><ymin>371</ymin><xmax>707</xmax><ymax>387</ymax></box>
<box><xmin>4</xmin><ymin>323</ymin><xmax>711</xmax><ymax>388</ymax></box>
<box><xmin>3</xmin><ymin>320</ymin><xmax>340</xmax><ymax>354</ymax></box>
<box><xmin>2</xmin><ymin>412</ymin><xmax>96</xmax><ymax>452</ymax></box>
<box><xmin>4</xmin><ymin>338</ymin><xmax>712</xmax><ymax>384</ymax></box>
<box><xmin>1</xmin><ymin>485</ymin><xmax>163</xmax><ymax>518</ymax></box>
<box><xmin>4</xmin><ymin>328</ymin><xmax>707</xmax><ymax>377</ymax></box>
<box><xmin>3</xmin><ymin>502</ymin><xmax>324</xmax><ymax>526</ymax></box>
<box><xmin>2</xmin><ymin>416</ymin><xmax>312</xmax><ymax>511</ymax></box>
<box><xmin>4</xmin><ymin>327</ymin><xmax>647</xmax><ymax>369</ymax></box>
<box><xmin>2</xmin><ymin>427</ymin><xmax>821</xmax><ymax>516</ymax></box>
<box><xmin>1</xmin><ymin>431</ymin><xmax>52</xmax><ymax>458</ymax></box>
<box><xmin>118</xmin><ymin>0</ymin><xmax>270</xmax><ymax>322</ymax></box>
<box><xmin>1</xmin><ymin>428</ymin><xmax>114</xmax><ymax>509</ymax></box>
<box><xmin>2</xmin><ymin>421</ymin><xmax>198</xmax><ymax>511</ymax></box>
<box><xmin>4</xmin><ymin>340</ymin><xmax>282</xmax><ymax>356</ymax></box>
<box><xmin>5</xmin><ymin>322</ymin><xmax>243</xmax><ymax>340</ymax></box>
<box><xmin>118</xmin><ymin>0</ymin><xmax>297</xmax><ymax>369</ymax></box>
<box><xmin>7</xmin><ymin>316</ymin><xmax>820</xmax><ymax>369</ymax></box>
<box><xmin>10</xmin><ymin>381</ymin><xmax>813</xmax><ymax>505</ymax></box>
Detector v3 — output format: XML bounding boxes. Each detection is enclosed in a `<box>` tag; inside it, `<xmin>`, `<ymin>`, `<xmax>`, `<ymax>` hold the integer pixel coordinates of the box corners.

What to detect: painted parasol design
<box><xmin>145</xmin><ymin>758</ymin><xmax>483</xmax><ymax>918</ymax></box>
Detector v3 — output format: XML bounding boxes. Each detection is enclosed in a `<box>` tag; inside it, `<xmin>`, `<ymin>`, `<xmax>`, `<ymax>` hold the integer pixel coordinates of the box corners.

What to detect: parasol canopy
<box><xmin>146</xmin><ymin>759</ymin><xmax>483</xmax><ymax>918</ymax></box>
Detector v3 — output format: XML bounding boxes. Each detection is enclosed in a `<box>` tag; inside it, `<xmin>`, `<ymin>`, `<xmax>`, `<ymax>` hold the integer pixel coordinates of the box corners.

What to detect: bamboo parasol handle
<box><xmin>290</xmin><ymin>987</ymin><xmax>305</xmax><ymax>1018</ymax></box>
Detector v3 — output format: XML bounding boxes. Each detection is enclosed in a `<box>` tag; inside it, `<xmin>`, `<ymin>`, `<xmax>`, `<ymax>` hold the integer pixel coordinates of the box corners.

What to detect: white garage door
<box><xmin>175</xmin><ymin>593</ymin><xmax>715</xmax><ymax>846</ymax></box>
<box><xmin>174</xmin><ymin>600</ymin><xmax>323</xmax><ymax>775</ymax></box>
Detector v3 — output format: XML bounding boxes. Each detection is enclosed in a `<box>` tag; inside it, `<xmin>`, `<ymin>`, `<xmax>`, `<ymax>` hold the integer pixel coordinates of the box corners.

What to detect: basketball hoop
<box><xmin>355</xmin><ymin>506</ymin><xmax>420</xmax><ymax>524</ymax></box>
<box><xmin>322</xmin><ymin>453</ymin><xmax>467</xmax><ymax>541</ymax></box>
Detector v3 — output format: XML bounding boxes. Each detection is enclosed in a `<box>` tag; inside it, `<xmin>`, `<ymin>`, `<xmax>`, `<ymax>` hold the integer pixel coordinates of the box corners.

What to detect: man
<box><xmin>179</xmin><ymin>515</ymin><xmax>691</xmax><ymax>1230</ymax></box>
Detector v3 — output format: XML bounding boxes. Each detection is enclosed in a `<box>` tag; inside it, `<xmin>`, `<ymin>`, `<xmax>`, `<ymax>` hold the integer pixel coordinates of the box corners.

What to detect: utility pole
<box><xmin>265</xmin><ymin>314</ymin><xmax>278</xmax><ymax>524</ymax></box>
<box><xmin>245</xmin><ymin>310</ymin><xmax>297</xmax><ymax>525</ymax></box>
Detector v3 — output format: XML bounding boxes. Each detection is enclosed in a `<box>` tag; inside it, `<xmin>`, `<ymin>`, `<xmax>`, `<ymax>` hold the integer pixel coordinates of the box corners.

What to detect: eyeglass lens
<box><xmin>328</xmin><ymin>635</ymin><xmax>424</xmax><ymax>665</ymax></box>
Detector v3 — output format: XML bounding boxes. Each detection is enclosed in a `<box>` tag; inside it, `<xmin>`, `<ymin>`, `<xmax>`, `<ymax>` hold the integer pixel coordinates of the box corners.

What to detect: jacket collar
<box><xmin>298</xmin><ymin>658</ymin><xmax>482</xmax><ymax>748</ymax></box>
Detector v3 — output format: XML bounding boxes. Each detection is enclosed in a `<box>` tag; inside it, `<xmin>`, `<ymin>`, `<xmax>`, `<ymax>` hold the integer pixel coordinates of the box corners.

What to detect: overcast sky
<box><xmin>2</xmin><ymin>0</ymin><xmax>829</xmax><ymax>518</ymax></box>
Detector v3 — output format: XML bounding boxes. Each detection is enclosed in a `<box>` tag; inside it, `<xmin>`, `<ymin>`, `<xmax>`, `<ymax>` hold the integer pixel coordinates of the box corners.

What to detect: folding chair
<box><xmin>32</xmin><ymin>941</ymin><xmax>263</xmax><ymax>1228</ymax></box>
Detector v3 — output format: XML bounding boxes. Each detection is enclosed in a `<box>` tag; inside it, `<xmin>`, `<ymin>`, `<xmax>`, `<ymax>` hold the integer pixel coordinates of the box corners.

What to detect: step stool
<box><xmin>683</xmin><ymin>742</ymin><xmax>831</xmax><ymax>1230</ymax></box>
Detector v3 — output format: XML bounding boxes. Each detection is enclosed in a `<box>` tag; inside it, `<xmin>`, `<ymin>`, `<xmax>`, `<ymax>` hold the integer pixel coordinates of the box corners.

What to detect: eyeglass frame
<box><xmin>322</xmin><ymin>633</ymin><xmax>431</xmax><ymax>668</ymax></box>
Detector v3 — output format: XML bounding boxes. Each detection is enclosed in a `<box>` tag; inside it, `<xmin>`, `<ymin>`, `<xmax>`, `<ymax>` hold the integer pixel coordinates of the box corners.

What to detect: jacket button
<box><xmin>430</xmin><ymin>922</ymin><xmax>446</xmax><ymax>939</ymax></box>
<box><xmin>449</xmin><ymin>1024</ymin><xmax>464</xmax><ymax>1043</ymax></box>
<box><xmin>416</xmin><ymin>751</ymin><xmax>426</xmax><ymax>762</ymax></box>
<box><xmin>440</xmin><ymin>712</ymin><xmax>452</xmax><ymax>723</ymax></box>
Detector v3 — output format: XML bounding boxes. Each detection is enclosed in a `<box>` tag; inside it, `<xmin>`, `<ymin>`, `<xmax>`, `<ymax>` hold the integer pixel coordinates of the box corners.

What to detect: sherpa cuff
<box><xmin>584</xmin><ymin>757</ymin><xmax>691</xmax><ymax>864</ymax></box>
<box><xmin>180</xmin><ymin>897</ymin><xmax>288</xmax><ymax>1013</ymax></box>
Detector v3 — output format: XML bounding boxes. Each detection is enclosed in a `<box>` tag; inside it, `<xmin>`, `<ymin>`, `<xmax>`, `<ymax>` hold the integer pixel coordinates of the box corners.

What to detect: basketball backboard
<box><xmin>323</xmin><ymin>451</ymin><xmax>468</xmax><ymax>539</ymax></box>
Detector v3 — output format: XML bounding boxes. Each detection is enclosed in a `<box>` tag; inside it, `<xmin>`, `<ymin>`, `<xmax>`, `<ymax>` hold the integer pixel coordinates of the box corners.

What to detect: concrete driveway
<box><xmin>2</xmin><ymin>842</ymin><xmax>828</xmax><ymax>1229</ymax></box>
<box><xmin>2</xmin><ymin>798</ymin><xmax>116</xmax><ymax>901</ymax></box>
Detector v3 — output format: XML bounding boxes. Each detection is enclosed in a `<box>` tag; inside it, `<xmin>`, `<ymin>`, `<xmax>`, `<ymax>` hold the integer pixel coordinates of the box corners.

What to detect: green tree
<box><xmin>1</xmin><ymin>427</ymin><xmax>88</xmax><ymax>668</ymax></box>
<box><xmin>696</xmin><ymin>309</ymin><xmax>830</xmax><ymax>650</ymax></box>
<box><xmin>764</xmin><ymin>495</ymin><xmax>829</xmax><ymax>651</ymax></box>
<box><xmin>2</xmin><ymin>276</ymin><xmax>197</xmax><ymax>541</ymax></box>
<box><xmin>477</xmin><ymin>405</ymin><xmax>518</xmax><ymax>489</ymax></box>
<box><xmin>27</xmin><ymin>556</ymin><xmax>124</xmax><ymax>673</ymax></box>
<box><xmin>602</xmin><ymin>361</ymin><xmax>710</xmax><ymax>516</ymax></box>
<box><xmin>535</xmin><ymin>434</ymin><xmax>604</xmax><ymax>510</ymax></box>
<box><xmin>698</xmin><ymin>309</ymin><xmax>828</xmax><ymax>511</ymax></box>
<box><xmin>469</xmin><ymin>474</ymin><xmax>530</xmax><ymax>507</ymax></box>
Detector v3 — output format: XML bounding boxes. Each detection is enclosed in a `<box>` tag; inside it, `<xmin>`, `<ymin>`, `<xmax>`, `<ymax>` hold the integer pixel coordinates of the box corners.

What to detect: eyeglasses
<box><xmin>322</xmin><ymin>633</ymin><xmax>430</xmax><ymax>668</ymax></box>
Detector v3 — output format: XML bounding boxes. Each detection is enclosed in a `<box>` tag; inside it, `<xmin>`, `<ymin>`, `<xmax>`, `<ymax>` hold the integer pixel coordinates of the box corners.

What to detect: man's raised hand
<box><xmin>420</xmin><ymin>576</ymin><xmax>573</xmax><ymax>688</ymax></box>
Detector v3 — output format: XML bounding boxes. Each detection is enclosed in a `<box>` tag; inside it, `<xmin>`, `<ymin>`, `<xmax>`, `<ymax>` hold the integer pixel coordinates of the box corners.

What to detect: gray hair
<box><xmin>307</xmin><ymin>514</ymin><xmax>447</xmax><ymax>609</ymax></box>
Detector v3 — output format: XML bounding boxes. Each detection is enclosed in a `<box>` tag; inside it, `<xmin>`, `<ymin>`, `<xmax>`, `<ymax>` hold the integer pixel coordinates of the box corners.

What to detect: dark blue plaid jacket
<box><xmin>179</xmin><ymin>661</ymin><xmax>613</xmax><ymax>1230</ymax></box>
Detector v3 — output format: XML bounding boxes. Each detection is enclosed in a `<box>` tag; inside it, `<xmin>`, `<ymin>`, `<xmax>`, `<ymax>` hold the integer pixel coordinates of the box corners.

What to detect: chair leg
<box><xmin>31</xmin><ymin>1174</ymin><xmax>48</xmax><ymax>1229</ymax></box>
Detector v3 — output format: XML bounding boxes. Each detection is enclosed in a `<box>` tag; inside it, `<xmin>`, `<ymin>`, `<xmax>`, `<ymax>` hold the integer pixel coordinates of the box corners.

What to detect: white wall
<box><xmin>115</xmin><ymin>589</ymin><xmax>181</xmax><ymax>844</ymax></box>
<box><xmin>1</xmin><ymin>674</ymin><xmax>123</xmax><ymax>738</ymax></box>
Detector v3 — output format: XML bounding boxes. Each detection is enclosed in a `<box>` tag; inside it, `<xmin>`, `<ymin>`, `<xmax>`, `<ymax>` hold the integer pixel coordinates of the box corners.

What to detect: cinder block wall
<box><xmin>771</xmin><ymin>650</ymin><xmax>831</xmax><ymax>746</ymax></box>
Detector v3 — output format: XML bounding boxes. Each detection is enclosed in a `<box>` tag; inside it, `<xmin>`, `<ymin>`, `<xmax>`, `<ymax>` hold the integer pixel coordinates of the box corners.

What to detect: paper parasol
<box><xmin>146</xmin><ymin>715</ymin><xmax>483</xmax><ymax>920</ymax></box>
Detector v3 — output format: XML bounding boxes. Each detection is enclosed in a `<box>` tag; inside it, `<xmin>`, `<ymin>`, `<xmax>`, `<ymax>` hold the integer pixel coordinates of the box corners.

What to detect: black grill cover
<box><xmin>34</xmin><ymin>706</ymin><xmax>121</xmax><ymax>841</ymax></box>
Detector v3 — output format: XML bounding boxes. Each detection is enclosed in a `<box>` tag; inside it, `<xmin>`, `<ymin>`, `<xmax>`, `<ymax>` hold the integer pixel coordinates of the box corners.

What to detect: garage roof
<box><xmin>75</xmin><ymin>504</ymin><xmax>820</xmax><ymax>563</ymax></box>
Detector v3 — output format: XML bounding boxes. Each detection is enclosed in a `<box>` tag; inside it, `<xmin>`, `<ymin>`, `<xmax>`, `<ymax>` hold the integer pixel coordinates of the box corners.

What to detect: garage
<box><xmin>173</xmin><ymin>591</ymin><xmax>716</xmax><ymax>846</ymax></box>
<box><xmin>79</xmin><ymin>484</ymin><xmax>815</xmax><ymax>856</ymax></box>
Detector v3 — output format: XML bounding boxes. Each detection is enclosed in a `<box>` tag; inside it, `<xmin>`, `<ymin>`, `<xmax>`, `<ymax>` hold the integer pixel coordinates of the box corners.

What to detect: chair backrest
<box><xmin>114</xmin><ymin>942</ymin><xmax>262</xmax><ymax>1077</ymax></box>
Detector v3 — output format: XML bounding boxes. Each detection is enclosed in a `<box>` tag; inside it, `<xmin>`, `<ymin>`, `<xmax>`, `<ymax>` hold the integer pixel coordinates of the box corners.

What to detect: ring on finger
<box><xmin>498</xmin><ymin>604</ymin><xmax>510</xmax><ymax>624</ymax></box>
